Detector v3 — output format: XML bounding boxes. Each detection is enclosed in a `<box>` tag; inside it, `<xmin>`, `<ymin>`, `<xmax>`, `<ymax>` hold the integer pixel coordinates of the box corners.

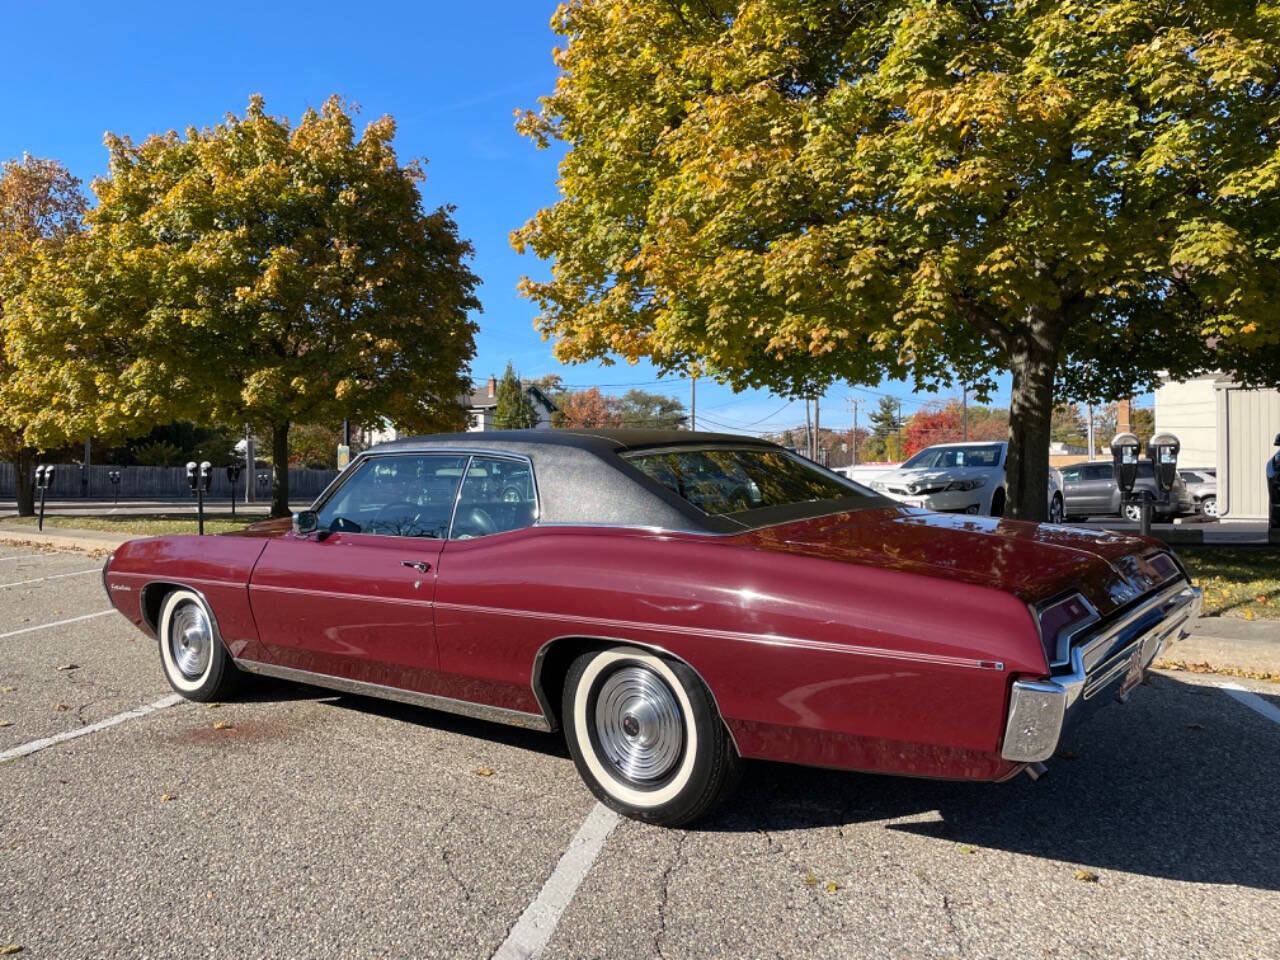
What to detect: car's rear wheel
<box><xmin>1048</xmin><ymin>493</ymin><xmax>1064</xmax><ymax>524</ymax></box>
<box><xmin>1201</xmin><ymin>495</ymin><xmax>1218</xmax><ymax>519</ymax></box>
<box><xmin>158</xmin><ymin>589</ymin><xmax>242</xmax><ymax>701</ymax></box>
<box><xmin>562</xmin><ymin>646</ymin><xmax>742</xmax><ymax>826</ymax></box>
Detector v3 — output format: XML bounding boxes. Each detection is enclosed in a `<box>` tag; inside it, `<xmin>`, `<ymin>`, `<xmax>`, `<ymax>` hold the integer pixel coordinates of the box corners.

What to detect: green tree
<box><xmin>9</xmin><ymin>96</ymin><xmax>479</xmax><ymax>516</ymax></box>
<box><xmin>864</xmin><ymin>397</ymin><xmax>903</xmax><ymax>462</ymax></box>
<box><xmin>513</xmin><ymin>1</ymin><xmax>1278</xmax><ymax>520</ymax></box>
<box><xmin>615</xmin><ymin>388</ymin><xmax>686</xmax><ymax>428</ymax></box>
<box><xmin>1050</xmin><ymin>404</ymin><xmax>1086</xmax><ymax>447</ymax></box>
<box><xmin>0</xmin><ymin>155</ymin><xmax>88</xmax><ymax>515</ymax></box>
<box><xmin>494</xmin><ymin>363</ymin><xmax>538</xmax><ymax>429</ymax></box>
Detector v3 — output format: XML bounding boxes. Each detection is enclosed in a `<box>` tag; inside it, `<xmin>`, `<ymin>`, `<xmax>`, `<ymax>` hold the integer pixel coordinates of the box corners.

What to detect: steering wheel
<box><xmin>454</xmin><ymin>507</ymin><xmax>497</xmax><ymax>538</ymax></box>
<box><xmin>501</xmin><ymin>485</ymin><xmax>524</xmax><ymax>504</ymax></box>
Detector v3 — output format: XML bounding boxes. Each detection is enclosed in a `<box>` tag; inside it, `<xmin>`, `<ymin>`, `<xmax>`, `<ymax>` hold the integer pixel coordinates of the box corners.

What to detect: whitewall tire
<box><xmin>562</xmin><ymin>646</ymin><xmax>742</xmax><ymax>826</ymax></box>
<box><xmin>157</xmin><ymin>589</ymin><xmax>241</xmax><ymax>701</ymax></box>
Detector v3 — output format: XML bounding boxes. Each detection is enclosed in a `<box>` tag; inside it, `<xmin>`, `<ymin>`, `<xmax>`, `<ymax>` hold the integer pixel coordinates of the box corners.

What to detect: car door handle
<box><xmin>401</xmin><ymin>560</ymin><xmax>432</xmax><ymax>573</ymax></box>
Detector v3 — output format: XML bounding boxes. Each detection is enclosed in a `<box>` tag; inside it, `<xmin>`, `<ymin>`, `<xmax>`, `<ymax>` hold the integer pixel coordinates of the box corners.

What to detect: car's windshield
<box><xmin>626</xmin><ymin>447</ymin><xmax>870</xmax><ymax>517</ymax></box>
<box><xmin>900</xmin><ymin>444</ymin><xmax>1003</xmax><ymax>470</ymax></box>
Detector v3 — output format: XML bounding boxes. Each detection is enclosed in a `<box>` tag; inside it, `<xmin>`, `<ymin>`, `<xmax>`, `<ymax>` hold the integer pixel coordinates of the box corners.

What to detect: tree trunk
<box><xmin>271</xmin><ymin>421</ymin><xmax>291</xmax><ymax>518</ymax></box>
<box><xmin>13</xmin><ymin>447</ymin><xmax>36</xmax><ymax>516</ymax></box>
<box><xmin>1004</xmin><ymin>318</ymin><xmax>1061</xmax><ymax>523</ymax></box>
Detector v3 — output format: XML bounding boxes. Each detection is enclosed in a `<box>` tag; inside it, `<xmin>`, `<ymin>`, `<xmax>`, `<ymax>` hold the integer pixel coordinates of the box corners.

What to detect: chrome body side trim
<box><xmin>1001</xmin><ymin>583</ymin><xmax>1202</xmax><ymax>763</ymax></box>
<box><xmin>231</xmin><ymin>659</ymin><xmax>553</xmax><ymax>733</ymax></box>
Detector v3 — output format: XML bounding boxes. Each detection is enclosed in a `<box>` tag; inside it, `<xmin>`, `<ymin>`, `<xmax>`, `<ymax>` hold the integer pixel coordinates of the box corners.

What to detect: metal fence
<box><xmin>0</xmin><ymin>462</ymin><xmax>339</xmax><ymax>501</ymax></box>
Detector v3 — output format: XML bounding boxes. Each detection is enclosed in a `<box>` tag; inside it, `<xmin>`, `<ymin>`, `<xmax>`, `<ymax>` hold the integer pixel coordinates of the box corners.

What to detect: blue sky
<box><xmin>0</xmin><ymin>0</ymin><xmax>1006</xmax><ymax>436</ymax></box>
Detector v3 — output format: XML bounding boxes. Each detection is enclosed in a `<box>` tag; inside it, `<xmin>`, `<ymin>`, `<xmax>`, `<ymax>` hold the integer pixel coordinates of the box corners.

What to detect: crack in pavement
<box><xmin>653</xmin><ymin>829</ymin><xmax>688</xmax><ymax>960</ymax></box>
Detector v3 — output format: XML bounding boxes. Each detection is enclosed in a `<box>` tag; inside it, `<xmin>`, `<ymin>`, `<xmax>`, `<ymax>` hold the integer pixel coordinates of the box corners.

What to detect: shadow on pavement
<box><xmin>700</xmin><ymin>673</ymin><xmax>1280</xmax><ymax>891</ymax></box>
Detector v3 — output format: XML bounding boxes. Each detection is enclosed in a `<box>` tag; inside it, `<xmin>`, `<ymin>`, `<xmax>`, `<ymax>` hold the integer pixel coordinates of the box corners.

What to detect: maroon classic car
<box><xmin>103</xmin><ymin>430</ymin><xmax>1202</xmax><ymax>825</ymax></box>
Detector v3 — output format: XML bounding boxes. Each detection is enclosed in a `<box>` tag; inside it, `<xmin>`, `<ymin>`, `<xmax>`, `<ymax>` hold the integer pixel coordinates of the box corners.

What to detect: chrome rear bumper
<box><xmin>1001</xmin><ymin>582</ymin><xmax>1202</xmax><ymax>763</ymax></box>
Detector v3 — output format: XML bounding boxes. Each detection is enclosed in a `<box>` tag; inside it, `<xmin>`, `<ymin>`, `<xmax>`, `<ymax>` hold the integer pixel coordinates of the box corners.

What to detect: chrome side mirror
<box><xmin>292</xmin><ymin>510</ymin><xmax>318</xmax><ymax>537</ymax></box>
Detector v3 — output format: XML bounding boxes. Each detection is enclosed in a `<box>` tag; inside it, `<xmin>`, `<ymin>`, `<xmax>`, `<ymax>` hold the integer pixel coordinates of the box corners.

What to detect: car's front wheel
<box><xmin>562</xmin><ymin>646</ymin><xmax>742</xmax><ymax>826</ymax></box>
<box><xmin>1200</xmin><ymin>495</ymin><xmax>1218</xmax><ymax>519</ymax></box>
<box><xmin>158</xmin><ymin>589</ymin><xmax>242</xmax><ymax>701</ymax></box>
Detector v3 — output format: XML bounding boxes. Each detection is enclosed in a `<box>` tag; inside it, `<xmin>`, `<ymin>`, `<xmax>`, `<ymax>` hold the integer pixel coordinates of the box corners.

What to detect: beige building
<box><xmin>1155</xmin><ymin>374</ymin><xmax>1280</xmax><ymax>521</ymax></box>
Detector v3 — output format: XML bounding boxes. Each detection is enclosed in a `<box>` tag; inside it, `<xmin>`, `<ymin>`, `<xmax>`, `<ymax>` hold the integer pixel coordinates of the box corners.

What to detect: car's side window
<box><xmin>449</xmin><ymin>456</ymin><xmax>538</xmax><ymax>539</ymax></box>
<box><xmin>314</xmin><ymin>454</ymin><xmax>468</xmax><ymax>538</ymax></box>
<box><xmin>1061</xmin><ymin>465</ymin><xmax>1083</xmax><ymax>482</ymax></box>
<box><xmin>1085</xmin><ymin>463</ymin><xmax>1113</xmax><ymax>481</ymax></box>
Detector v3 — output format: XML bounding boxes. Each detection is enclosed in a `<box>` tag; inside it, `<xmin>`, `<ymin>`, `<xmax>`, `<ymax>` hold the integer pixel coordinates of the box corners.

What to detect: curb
<box><xmin>1158</xmin><ymin>619</ymin><xmax>1280</xmax><ymax>681</ymax></box>
<box><xmin>0</xmin><ymin>527</ymin><xmax>130</xmax><ymax>555</ymax></box>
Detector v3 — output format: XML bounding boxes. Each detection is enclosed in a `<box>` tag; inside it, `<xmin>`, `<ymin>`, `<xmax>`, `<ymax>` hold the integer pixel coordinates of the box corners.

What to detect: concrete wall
<box><xmin>1216</xmin><ymin>382</ymin><xmax>1280</xmax><ymax>521</ymax></box>
<box><xmin>1155</xmin><ymin>375</ymin><xmax>1219</xmax><ymax>470</ymax></box>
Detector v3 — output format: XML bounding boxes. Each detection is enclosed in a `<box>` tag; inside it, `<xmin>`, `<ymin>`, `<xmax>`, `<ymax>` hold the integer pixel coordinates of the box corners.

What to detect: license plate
<box><xmin>1119</xmin><ymin>647</ymin><xmax>1145</xmax><ymax>697</ymax></box>
<box><xmin>905</xmin><ymin>498</ymin><xmax>925</xmax><ymax>508</ymax></box>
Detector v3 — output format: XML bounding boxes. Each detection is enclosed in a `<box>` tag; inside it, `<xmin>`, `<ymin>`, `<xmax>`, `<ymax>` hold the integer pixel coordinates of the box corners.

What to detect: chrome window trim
<box><xmin>308</xmin><ymin>449</ymin><xmax>539</xmax><ymax>541</ymax></box>
<box><xmin>231</xmin><ymin>659</ymin><xmax>552</xmax><ymax>732</ymax></box>
<box><xmin>446</xmin><ymin>452</ymin><xmax>543</xmax><ymax>540</ymax></box>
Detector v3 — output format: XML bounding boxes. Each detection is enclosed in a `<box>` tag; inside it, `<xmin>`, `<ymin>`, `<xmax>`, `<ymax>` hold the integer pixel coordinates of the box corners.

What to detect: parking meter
<box><xmin>108</xmin><ymin>469</ymin><xmax>121</xmax><ymax>506</ymax></box>
<box><xmin>185</xmin><ymin>461</ymin><xmax>199</xmax><ymax>492</ymax></box>
<box><xmin>226</xmin><ymin>464</ymin><xmax>243</xmax><ymax>517</ymax></box>
<box><xmin>1110</xmin><ymin>433</ymin><xmax>1141</xmax><ymax>496</ymax></box>
<box><xmin>198</xmin><ymin>461</ymin><xmax>213</xmax><ymax>494</ymax></box>
<box><xmin>34</xmin><ymin>465</ymin><xmax>53</xmax><ymax>531</ymax></box>
<box><xmin>1148</xmin><ymin>432</ymin><xmax>1181</xmax><ymax>494</ymax></box>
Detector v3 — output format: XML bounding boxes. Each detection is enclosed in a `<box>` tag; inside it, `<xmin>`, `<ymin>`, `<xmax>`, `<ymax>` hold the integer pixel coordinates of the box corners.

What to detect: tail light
<box><xmin>1036</xmin><ymin>593</ymin><xmax>1099</xmax><ymax>668</ymax></box>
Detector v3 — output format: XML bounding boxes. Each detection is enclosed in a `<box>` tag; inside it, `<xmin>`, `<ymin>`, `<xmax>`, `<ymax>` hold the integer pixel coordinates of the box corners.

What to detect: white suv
<box><xmin>868</xmin><ymin>442</ymin><xmax>1064</xmax><ymax>522</ymax></box>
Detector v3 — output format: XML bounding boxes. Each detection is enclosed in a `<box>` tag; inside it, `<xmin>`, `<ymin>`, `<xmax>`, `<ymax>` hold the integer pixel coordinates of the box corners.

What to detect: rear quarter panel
<box><xmin>435</xmin><ymin>526</ymin><xmax>1045</xmax><ymax>780</ymax></box>
<box><xmin>104</xmin><ymin>534</ymin><xmax>270</xmax><ymax>660</ymax></box>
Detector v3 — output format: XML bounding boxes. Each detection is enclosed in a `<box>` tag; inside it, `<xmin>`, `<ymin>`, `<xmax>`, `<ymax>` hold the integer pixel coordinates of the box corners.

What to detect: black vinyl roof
<box><xmin>354</xmin><ymin>428</ymin><xmax>879</xmax><ymax>533</ymax></box>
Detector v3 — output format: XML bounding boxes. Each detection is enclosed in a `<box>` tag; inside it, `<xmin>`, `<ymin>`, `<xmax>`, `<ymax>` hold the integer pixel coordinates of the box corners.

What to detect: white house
<box><xmin>465</xmin><ymin>375</ymin><xmax>558</xmax><ymax>432</ymax></box>
<box><xmin>1155</xmin><ymin>374</ymin><xmax>1280</xmax><ymax>521</ymax></box>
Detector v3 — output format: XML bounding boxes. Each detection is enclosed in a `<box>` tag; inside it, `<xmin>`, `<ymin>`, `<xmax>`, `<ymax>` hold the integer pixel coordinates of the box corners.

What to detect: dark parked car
<box><xmin>102</xmin><ymin>430</ymin><xmax>1201</xmax><ymax>826</ymax></box>
<box><xmin>1269</xmin><ymin>434</ymin><xmax>1280</xmax><ymax>528</ymax></box>
<box><xmin>1060</xmin><ymin>459</ymin><xmax>1194</xmax><ymax>522</ymax></box>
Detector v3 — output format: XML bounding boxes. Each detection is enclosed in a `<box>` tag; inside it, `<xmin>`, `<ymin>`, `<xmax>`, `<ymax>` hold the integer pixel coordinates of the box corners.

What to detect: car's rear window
<box><xmin>625</xmin><ymin>447</ymin><xmax>868</xmax><ymax>517</ymax></box>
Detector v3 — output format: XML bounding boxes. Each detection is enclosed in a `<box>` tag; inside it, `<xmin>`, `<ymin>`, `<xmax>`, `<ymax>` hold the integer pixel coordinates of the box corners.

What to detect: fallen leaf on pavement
<box><xmin>803</xmin><ymin>872</ymin><xmax>817</xmax><ymax>887</ymax></box>
<box><xmin>212</xmin><ymin>720</ymin><xmax>233</xmax><ymax>731</ymax></box>
<box><xmin>52</xmin><ymin>703</ymin><xmax>69</xmax><ymax>712</ymax></box>
<box><xmin>0</xmin><ymin>944</ymin><xmax>23</xmax><ymax>955</ymax></box>
<box><xmin>958</xmin><ymin>845</ymin><xmax>977</xmax><ymax>855</ymax></box>
<box><xmin>0</xmin><ymin>720</ymin><xmax>11</xmax><ymax>728</ymax></box>
<box><xmin>1</xmin><ymin>686</ymin><xmax>16</xmax><ymax>692</ymax></box>
<box><xmin>160</xmin><ymin>793</ymin><xmax>176</xmax><ymax>802</ymax></box>
<box><xmin>474</xmin><ymin>767</ymin><xmax>495</xmax><ymax>777</ymax></box>
<box><xmin>1056</xmin><ymin>748</ymin><xmax>1078</xmax><ymax>760</ymax></box>
<box><xmin>1074</xmin><ymin>869</ymin><xmax>1099</xmax><ymax>883</ymax></box>
<box><xmin>205</xmin><ymin>703</ymin><xmax>222</xmax><ymax>710</ymax></box>
<box><xmin>55</xmin><ymin>664</ymin><xmax>79</xmax><ymax>672</ymax></box>
<box><xmin>825</xmin><ymin>881</ymin><xmax>840</xmax><ymax>893</ymax></box>
<box><xmin>1186</xmin><ymin>722</ymin><xmax>1205</xmax><ymax>731</ymax></box>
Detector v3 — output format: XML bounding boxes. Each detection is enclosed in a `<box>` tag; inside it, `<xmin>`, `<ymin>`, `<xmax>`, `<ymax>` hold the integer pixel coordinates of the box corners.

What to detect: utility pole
<box><xmin>961</xmin><ymin>385</ymin><xmax>968</xmax><ymax>442</ymax></box>
<box><xmin>244</xmin><ymin>425</ymin><xmax>256</xmax><ymax>504</ymax></box>
<box><xmin>1086</xmin><ymin>403</ymin><xmax>1095</xmax><ymax>459</ymax></box>
<box><xmin>851</xmin><ymin>398</ymin><xmax>859</xmax><ymax>466</ymax></box>
<box><xmin>804</xmin><ymin>397</ymin><xmax>812</xmax><ymax>458</ymax></box>
<box><xmin>83</xmin><ymin>438</ymin><xmax>91</xmax><ymax>498</ymax></box>
<box><xmin>813</xmin><ymin>395</ymin><xmax>820</xmax><ymax>460</ymax></box>
<box><xmin>690</xmin><ymin>376</ymin><xmax>696</xmax><ymax>432</ymax></box>
<box><xmin>896</xmin><ymin>400</ymin><xmax>903</xmax><ymax>461</ymax></box>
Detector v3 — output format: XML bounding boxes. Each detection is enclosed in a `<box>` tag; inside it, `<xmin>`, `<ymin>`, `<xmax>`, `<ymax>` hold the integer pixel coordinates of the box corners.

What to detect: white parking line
<box><xmin>492</xmin><ymin>802</ymin><xmax>621</xmax><ymax>960</ymax></box>
<box><xmin>0</xmin><ymin>694</ymin><xmax>184</xmax><ymax>763</ymax></box>
<box><xmin>1220</xmin><ymin>682</ymin><xmax>1280</xmax><ymax>727</ymax></box>
<box><xmin>0</xmin><ymin>609</ymin><xmax>115</xmax><ymax>640</ymax></box>
<box><xmin>0</xmin><ymin>568</ymin><xmax>99</xmax><ymax>589</ymax></box>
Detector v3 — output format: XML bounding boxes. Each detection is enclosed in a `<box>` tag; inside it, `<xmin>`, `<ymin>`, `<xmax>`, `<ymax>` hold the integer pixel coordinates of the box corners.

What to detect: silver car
<box><xmin>1179</xmin><ymin>468</ymin><xmax>1218</xmax><ymax>519</ymax></box>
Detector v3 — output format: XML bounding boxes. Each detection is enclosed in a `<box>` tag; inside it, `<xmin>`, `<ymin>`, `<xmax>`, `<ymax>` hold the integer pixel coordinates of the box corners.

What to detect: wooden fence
<box><xmin>0</xmin><ymin>462</ymin><xmax>339</xmax><ymax>501</ymax></box>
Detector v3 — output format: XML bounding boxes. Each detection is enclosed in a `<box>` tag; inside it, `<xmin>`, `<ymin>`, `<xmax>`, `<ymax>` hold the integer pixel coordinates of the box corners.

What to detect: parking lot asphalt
<box><xmin>2</xmin><ymin>544</ymin><xmax>1278</xmax><ymax>959</ymax></box>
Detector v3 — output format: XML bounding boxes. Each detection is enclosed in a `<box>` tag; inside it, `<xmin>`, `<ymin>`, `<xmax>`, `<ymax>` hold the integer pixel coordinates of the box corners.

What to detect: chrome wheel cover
<box><xmin>1123</xmin><ymin>504</ymin><xmax>1143</xmax><ymax>522</ymax></box>
<box><xmin>170</xmin><ymin>602</ymin><xmax>212</xmax><ymax>679</ymax></box>
<box><xmin>593</xmin><ymin>665</ymin><xmax>684</xmax><ymax>784</ymax></box>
